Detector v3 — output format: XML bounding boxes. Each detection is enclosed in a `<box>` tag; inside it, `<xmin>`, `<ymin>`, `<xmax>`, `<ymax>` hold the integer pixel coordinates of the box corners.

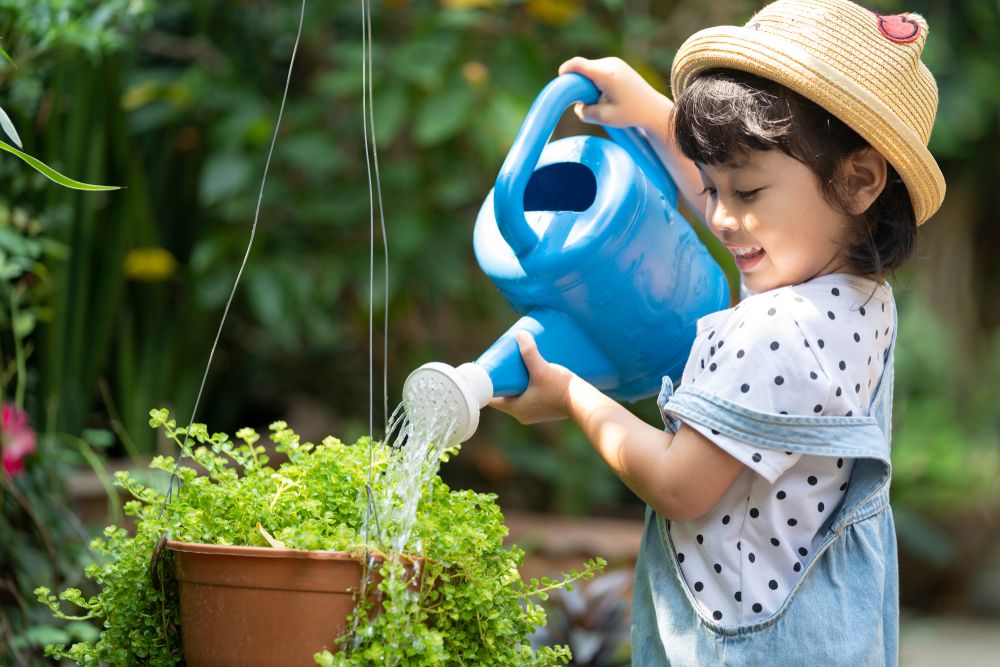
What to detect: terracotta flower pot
<box><xmin>167</xmin><ymin>541</ymin><xmax>419</xmax><ymax>667</ymax></box>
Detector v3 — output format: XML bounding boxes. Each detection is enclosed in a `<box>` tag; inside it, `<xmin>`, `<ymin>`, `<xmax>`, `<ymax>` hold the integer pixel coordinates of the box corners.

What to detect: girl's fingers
<box><xmin>558</xmin><ymin>56</ymin><xmax>591</xmax><ymax>77</ymax></box>
<box><xmin>516</xmin><ymin>331</ymin><xmax>564</xmax><ymax>381</ymax></box>
<box><xmin>489</xmin><ymin>395</ymin><xmax>512</xmax><ymax>410</ymax></box>
<box><xmin>559</xmin><ymin>56</ymin><xmax>618</xmax><ymax>77</ymax></box>
<box><xmin>559</xmin><ymin>57</ymin><xmax>613</xmax><ymax>89</ymax></box>
<box><xmin>559</xmin><ymin>57</ymin><xmax>627</xmax><ymax>125</ymax></box>
<box><xmin>514</xmin><ymin>331</ymin><xmax>544</xmax><ymax>370</ymax></box>
<box><xmin>573</xmin><ymin>101</ymin><xmax>600</xmax><ymax>124</ymax></box>
<box><xmin>576</xmin><ymin>101</ymin><xmax>615</xmax><ymax>125</ymax></box>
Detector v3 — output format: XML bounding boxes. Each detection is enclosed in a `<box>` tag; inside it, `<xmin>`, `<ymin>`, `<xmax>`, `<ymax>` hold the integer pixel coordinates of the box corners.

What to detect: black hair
<box><xmin>672</xmin><ymin>68</ymin><xmax>916</xmax><ymax>280</ymax></box>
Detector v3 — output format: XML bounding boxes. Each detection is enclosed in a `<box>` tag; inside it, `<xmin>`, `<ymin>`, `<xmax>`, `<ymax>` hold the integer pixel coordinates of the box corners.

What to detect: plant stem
<box><xmin>269</xmin><ymin>478</ymin><xmax>299</xmax><ymax>510</ymax></box>
<box><xmin>0</xmin><ymin>305</ymin><xmax>5</xmax><ymax>402</ymax></box>
<box><xmin>98</xmin><ymin>376</ymin><xmax>143</xmax><ymax>465</ymax></box>
<box><xmin>6</xmin><ymin>282</ymin><xmax>26</xmax><ymax>409</ymax></box>
<box><xmin>0</xmin><ymin>469</ymin><xmax>59</xmax><ymax>584</ymax></box>
<box><xmin>65</xmin><ymin>432</ymin><xmax>123</xmax><ymax>525</ymax></box>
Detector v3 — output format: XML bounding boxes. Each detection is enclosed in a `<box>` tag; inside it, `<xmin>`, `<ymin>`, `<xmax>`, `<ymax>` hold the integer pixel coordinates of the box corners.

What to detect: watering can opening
<box><xmin>523</xmin><ymin>162</ymin><xmax>596</xmax><ymax>213</ymax></box>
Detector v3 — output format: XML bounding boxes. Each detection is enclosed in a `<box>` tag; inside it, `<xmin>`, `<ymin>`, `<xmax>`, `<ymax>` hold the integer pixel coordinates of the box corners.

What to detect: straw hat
<box><xmin>671</xmin><ymin>0</ymin><xmax>945</xmax><ymax>225</ymax></box>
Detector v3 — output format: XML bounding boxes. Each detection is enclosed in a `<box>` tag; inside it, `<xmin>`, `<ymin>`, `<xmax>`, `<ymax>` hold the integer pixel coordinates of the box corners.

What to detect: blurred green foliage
<box><xmin>892</xmin><ymin>292</ymin><xmax>1000</xmax><ymax>514</ymax></box>
<box><xmin>0</xmin><ymin>0</ymin><xmax>994</xmax><ymax>515</ymax></box>
<box><xmin>0</xmin><ymin>2</ymin><xmax>998</xmax><ymax>658</ymax></box>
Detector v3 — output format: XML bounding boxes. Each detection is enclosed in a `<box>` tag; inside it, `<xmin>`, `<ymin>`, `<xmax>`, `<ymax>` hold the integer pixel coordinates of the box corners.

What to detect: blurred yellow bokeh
<box><xmin>123</xmin><ymin>247</ymin><xmax>179</xmax><ymax>282</ymax></box>
<box><xmin>440</xmin><ymin>0</ymin><xmax>499</xmax><ymax>10</ymax></box>
<box><xmin>526</xmin><ymin>0</ymin><xmax>583</xmax><ymax>25</ymax></box>
<box><xmin>462</xmin><ymin>61</ymin><xmax>490</xmax><ymax>86</ymax></box>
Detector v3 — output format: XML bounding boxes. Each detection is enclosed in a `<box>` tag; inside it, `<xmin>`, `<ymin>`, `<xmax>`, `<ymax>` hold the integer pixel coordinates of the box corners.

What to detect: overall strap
<box><xmin>662</xmin><ymin>388</ymin><xmax>887</xmax><ymax>460</ymax></box>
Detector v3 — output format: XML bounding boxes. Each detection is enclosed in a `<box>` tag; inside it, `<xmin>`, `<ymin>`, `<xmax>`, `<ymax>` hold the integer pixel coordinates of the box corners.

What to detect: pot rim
<box><xmin>165</xmin><ymin>540</ymin><xmax>421</xmax><ymax>565</ymax></box>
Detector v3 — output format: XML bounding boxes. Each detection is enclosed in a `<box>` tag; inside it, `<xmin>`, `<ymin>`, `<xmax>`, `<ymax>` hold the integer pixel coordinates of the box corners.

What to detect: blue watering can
<box><xmin>403</xmin><ymin>73</ymin><xmax>730</xmax><ymax>443</ymax></box>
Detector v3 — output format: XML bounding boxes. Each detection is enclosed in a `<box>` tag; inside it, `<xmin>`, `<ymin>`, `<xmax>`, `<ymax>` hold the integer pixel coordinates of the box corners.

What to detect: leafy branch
<box><xmin>517</xmin><ymin>557</ymin><xmax>608</xmax><ymax>601</ymax></box>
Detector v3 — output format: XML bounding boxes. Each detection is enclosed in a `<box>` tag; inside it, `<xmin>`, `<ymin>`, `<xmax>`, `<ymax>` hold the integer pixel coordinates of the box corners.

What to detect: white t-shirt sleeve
<box><xmin>680</xmin><ymin>294</ymin><xmax>835</xmax><ymax>483</ymax></box>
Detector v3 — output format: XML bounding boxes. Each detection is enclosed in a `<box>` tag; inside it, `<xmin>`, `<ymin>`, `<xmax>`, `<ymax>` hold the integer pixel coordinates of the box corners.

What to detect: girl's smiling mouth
<box><xmin>727</xmin><ymin>244</ymin><xmax>766</xmax><ymax>270</ymax></box>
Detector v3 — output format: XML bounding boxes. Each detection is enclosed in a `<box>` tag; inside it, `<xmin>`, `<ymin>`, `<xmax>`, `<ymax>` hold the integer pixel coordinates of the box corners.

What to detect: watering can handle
<box><xmin>494</xmin><ymin>72</ymin><xmax>680</xmax><ymax>258</ymax></box>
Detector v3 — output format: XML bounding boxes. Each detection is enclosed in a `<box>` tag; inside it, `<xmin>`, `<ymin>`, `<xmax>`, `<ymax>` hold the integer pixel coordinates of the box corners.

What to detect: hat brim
<box><xmin>671</xmin><ymin>26</ymin><xmax>945</xmax><ymax>225</ymax></box>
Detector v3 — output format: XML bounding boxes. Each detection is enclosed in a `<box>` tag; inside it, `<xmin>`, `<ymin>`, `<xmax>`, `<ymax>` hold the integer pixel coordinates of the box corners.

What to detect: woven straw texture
<box><xmin>671</xmin><ymin>0</ymin><xmax>945</xmax><ymax>225</ymax></box>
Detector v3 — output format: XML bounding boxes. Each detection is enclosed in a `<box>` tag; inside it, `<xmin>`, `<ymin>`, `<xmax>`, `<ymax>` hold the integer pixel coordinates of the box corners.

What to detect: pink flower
<box><xmin>2</xmin><ymin>404</ymin><xmax>36</xmax><ymax>477</ymax></box>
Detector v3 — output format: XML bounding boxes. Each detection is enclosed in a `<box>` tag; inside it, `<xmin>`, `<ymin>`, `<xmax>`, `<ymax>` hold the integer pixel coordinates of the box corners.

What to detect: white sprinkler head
<box><xmin>402</xmin><ymin>362</ymin><xmax>493</xmax><ymax>445</ymax></box>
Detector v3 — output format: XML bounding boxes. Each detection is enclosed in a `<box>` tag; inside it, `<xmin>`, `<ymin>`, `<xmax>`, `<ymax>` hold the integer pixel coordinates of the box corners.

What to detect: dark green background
<box><xmin>1</xmin><ymin>0</ymin><xmax>998</xmax><ymax>659</ymax></box>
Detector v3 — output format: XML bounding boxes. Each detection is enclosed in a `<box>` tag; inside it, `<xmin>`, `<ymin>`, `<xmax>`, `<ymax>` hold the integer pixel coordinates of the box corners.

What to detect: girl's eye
<box><xmin>735</xmin><ymin>188</ymin><xmax>761</xmax><ymax>202</ymax></box>
<box><xmin>699</xmin><ymin>186</ymin><xmax>718</xmax><ymax>198</ymax></box>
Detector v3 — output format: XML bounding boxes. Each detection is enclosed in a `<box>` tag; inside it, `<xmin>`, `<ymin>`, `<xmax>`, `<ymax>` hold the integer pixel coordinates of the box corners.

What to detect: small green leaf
<box><xmin>374</xmin><ymin>85</ymin><xmax>409</xmax><ymax>146</ymax></box>
<box><xmin>413</xmin><ymin>83</ymin><xmax>475</xmax><ymax>147</ymax></box>
<box><xmin>82</xmin><ymin>428</ymin><xmax>115</xmax><ymax>449</ymax></box>
<box><xmin>19</xmin><ymin>624</ymin><xmax>71</xmax><ymax>648</ymax></box>
<box><xmin>0</xmin><ymin>105</ymin><xmax>23</xmax><ymax>148</ymax></box>
<box><xmin>13</xmin><ymin>311</ymin><xmax>35</xmax><ymax>338</ymax></box>
<box><xmin>199</xmin><ymin>152</ymin><xmax>251</xmax><ymax>205</ymax></box>
<box><xmin>0</xmin><ymin>43</ymin><xmax>15</xmax><ymax>67</ymax></box>
<box><xmin>0</xmin><ymin>140</ymin><xmax>121</xmax><ymax>191</ymax></box>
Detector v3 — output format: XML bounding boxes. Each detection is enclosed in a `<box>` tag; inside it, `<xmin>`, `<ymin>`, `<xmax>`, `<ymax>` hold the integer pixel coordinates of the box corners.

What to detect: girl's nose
<box><xmin>708</xmin><ymin>201</ymin><xmax>740</xmax><ymax>234</ymax></box>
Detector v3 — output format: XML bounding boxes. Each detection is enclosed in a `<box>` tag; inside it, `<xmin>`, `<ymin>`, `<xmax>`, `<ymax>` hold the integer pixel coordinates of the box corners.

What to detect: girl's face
<box><xmin>698</xmin><ymin>149</ymin><xmax>855</xmax><ymax>294</ymax></box>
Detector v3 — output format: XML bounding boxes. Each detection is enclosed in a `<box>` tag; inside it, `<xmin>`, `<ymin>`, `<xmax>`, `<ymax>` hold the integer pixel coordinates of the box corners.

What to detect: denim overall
<box><xmin>633</xmin><ymin>309</ymin><xmax>899</xmax><ymax>666</ymax></box>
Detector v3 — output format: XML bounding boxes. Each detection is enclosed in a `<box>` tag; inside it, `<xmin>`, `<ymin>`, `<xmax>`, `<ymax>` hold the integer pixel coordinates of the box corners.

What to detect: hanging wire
<box><xmin>360</xmin><ymin>0</ymin><xmax>382</xmax><ymax>547</ymax></box>
<box><xmin>160</xmin><ymin>0</ymin><xmax>306</xmax><ymax>516</ymax></box>
<box><xmin>356</xmin><ymin>0</ymin><xmax>390</xmax><ymax>638</ymax></box>
<box><xmin>360</xmin><ymin>0</ymin><xmax>392</xmax><ymax>538</ymax></box>
<box><xmin>362</xmin><ymin>1</ymin><xmax>390</xmax><ymax>443</ymax></box>
<box><xmin>373</xmin><ymin>1</ymin><xmax>391</xmax><ymax>440</ymax></box>
<box><xmin>365</xmin><ymin>4</ymin><xmax>374</xmax><ymax>451</ymax></box>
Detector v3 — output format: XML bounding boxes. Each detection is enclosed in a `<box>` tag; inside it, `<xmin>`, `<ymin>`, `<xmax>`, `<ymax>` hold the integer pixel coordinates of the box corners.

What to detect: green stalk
<box><xmin>41</xmin><ymin>57</ymin><xmax>127</xmax><ymax>440</ymax></box>
<box><xmin>98</xmin><ymin>377</ymin><xmax>143</xmax><ymax>465</ymax></box>
<box><xmin>0</xmin><ymin>312</ymin><xmax>6</xmax><ymax>403</ymax></box>
<box><xmin>8</xmin><ymin>283</ymin><xmax>25</xmax><ymax>409</ymax></box>
<box><xmin>0</xmin><ymin>43</ymin><xmax>14</xmax><ymax>67</ymax></box>
<box><xmin>50</xmin><ymin>431</ymin><xmax>124</xmax><ymax>525</ymax></box>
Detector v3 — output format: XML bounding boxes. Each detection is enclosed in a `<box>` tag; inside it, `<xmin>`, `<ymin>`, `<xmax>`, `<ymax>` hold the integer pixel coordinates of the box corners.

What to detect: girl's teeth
<box><xmin>733</xmin><ymin>246</ymin><xmax>763</xmax><ymax>257</ymax></box>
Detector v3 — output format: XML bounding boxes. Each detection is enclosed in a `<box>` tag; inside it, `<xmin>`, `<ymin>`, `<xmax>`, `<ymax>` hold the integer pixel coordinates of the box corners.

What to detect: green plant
<box><xmin>35</xmin><ymin>409</ymin><xmax>605</xmax><ymax>665</ymax></box>
<box><xmin>529</xmin><ymin>568</ymin><xmax>632</xmax><ymax>666</ymax></box>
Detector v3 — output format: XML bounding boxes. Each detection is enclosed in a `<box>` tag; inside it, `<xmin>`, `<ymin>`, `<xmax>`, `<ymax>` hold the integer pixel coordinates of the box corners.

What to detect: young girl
<box><xmin>491</xmin><ymin>0</ymin><xmax>944</xmax><ymax>663</ymax></box>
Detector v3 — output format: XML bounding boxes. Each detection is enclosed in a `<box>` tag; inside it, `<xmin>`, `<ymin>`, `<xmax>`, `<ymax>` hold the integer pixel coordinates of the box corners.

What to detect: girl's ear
<box><xmin>841</xmin><ymin>147</ymin><xmax>888</xmax><ymax>215</ymax></box>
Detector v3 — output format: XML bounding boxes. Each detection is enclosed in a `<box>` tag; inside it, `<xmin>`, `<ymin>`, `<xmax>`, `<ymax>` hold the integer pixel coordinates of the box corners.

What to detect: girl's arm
<box><xmin>490</xmin><ymin>333</ymin><xmax>744</xmax><ymax>522</ymax></box>
<box><xmin>557</xmin><ymin>56</ymin><xmax>709</xmax><ymax>223</ymax></box>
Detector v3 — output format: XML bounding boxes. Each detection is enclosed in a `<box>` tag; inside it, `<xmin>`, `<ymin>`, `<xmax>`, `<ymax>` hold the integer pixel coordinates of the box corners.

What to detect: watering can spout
<box><xmin>476</xmin><ymin>309</ymin><xmax>617</xmax><ymax>397</ymax></box>
<box><xmin>402</xmin><ymin>362</ymin><xmax>493</xmax><ymax>445</ymax></box>
<box><xmin>403</xmin><ymin>310</ymin><xmax>615</xmax><ymax>444</ymax></box>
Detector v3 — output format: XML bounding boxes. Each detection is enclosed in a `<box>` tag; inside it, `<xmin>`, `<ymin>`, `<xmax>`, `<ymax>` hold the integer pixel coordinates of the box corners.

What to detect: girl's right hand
<box><xmin>557</xmin><ymin>56</ymin><xmax>670</xmax><ymax>131</ymax></box>
<box><xmin>489</xmin><ymin>332</ymin><xmax>575</xmax><ymax>425</ymax></box>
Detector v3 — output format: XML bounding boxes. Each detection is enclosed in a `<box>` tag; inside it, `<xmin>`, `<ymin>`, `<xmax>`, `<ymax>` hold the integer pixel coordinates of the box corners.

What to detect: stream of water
<box><xmin>347</xmin><ymin>398</ymin><xmax>458</xmax><ymax>651</ymax></box>
<box><xmin>369</xmin><ymin>401</ymin><xmax>458</xmax><ymax>554</ymax></box>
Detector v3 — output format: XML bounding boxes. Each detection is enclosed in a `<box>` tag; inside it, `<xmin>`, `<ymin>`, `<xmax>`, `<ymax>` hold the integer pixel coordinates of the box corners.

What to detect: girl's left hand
<box><xmin>489</xmin><ymin>332</ymin><xmax>576</xmax><ymax>424</ymax></box>
<box><xmin>557</xmin><ymin>56</ymin><xmax>669</xmax><ymax>132</ymax></box>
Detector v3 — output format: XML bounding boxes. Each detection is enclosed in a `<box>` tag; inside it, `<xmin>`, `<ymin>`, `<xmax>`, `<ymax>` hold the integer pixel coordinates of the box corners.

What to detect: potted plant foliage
<box><xmin>35</xmin><ymin>409</ymin><xmax>604</xmax><ymax>665</ymax></box>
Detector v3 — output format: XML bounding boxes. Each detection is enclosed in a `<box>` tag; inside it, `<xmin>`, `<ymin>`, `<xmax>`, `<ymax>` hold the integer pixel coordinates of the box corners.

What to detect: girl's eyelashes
<box><xmin>735</xmin><ymin>188</ymin><xmax>761</xmax><ymax>202</ymax></box>
<box><xmin>698</xmin><ymin>186</ymin><xmax>761</xmax><ymax>202</ymax></box>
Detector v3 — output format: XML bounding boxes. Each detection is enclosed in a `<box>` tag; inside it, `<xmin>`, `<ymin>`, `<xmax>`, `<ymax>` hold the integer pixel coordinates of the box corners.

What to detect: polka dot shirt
<box><xmin>667</xmin><ymin>274</ymin><xmax>895</xmax><ymax>627</ymax></box>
